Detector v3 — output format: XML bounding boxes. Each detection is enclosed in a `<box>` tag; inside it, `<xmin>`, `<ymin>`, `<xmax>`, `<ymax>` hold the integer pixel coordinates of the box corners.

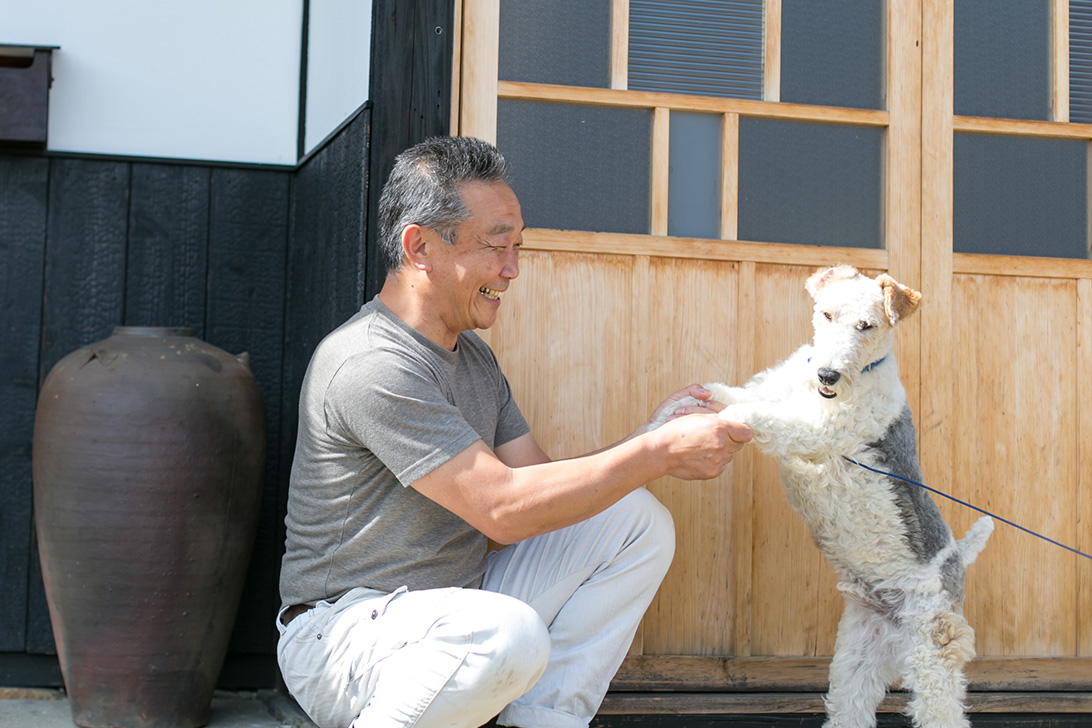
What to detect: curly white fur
<box><xmin>653</xmin><ymin>266</ymin><xmax>992</xmax><ymax>728</ymax></box>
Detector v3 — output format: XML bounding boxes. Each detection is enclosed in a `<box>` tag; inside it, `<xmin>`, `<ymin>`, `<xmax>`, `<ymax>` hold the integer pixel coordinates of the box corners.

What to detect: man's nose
<box><xmin>501</xmin><ymin>249</ymin><xmax>520</xmax><ymax>278</ymax></box>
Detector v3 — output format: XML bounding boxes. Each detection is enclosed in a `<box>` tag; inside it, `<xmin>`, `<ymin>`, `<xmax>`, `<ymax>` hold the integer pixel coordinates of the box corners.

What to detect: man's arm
<box><xmin>494</xmin><ymin>432</ymin><xmax>551</xmax><ymax>468</ymax></box>
<box><xmin>410</xmin><ymin>412</ymin><xmax>750</xmax><ymax>545</ymax></box>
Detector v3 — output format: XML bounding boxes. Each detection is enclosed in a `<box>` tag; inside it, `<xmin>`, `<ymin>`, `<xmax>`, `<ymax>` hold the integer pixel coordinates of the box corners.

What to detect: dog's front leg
<box><xmin>703</xmin><ymin>382</ymin><xmax>753</xmax><ymax>407</ymax></box>
<box><xmin>717</xmin><ymin>400</ymin><xmax>842</xmax><ymax>460</ymax></box>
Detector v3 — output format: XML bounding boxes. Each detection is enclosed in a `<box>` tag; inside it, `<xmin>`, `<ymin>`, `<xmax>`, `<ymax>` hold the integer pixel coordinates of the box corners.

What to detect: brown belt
<box><xmin>281</xmin><ymin>603</ymin><xmax>313</xmax><ymax>626</ymax></box>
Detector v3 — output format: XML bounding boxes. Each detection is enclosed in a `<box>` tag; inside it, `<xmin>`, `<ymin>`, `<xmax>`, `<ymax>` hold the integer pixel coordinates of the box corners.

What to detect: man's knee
<box><xmin>440</xmin><ymin>592</ymin><xmax>550</xmax><ymax>699</ymax></box>
<box><xmin>489</xmin><ymin>597</ymin><xmax>551</xmax><ymax>694</ymax></box>
<box><xmin>617</xmin><ymin>488</ymin><xmax>676</xmax><ymax>572</ymax></box>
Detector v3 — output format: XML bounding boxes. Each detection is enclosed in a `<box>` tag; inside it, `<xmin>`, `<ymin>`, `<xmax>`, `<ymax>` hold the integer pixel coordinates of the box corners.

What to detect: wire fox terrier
<box><xmin>654</xmin><ymin>265</ymin><xmax>993</xmax><ymax>728</ymax></box>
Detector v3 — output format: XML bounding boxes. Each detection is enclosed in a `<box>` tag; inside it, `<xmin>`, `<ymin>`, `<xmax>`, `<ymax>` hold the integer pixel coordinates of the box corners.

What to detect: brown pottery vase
<box><xmin>33</xmin><ymin>327</ymin><xmax>266</xmax><ymax>728</ymax></box>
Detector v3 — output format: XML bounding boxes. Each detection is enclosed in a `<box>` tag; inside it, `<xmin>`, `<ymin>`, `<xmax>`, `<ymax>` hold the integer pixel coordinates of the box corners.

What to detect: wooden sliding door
<box><xmin>453</xmin><ymin>0</ymin><xmax>1092</xmax><ymax>702</ymax></box>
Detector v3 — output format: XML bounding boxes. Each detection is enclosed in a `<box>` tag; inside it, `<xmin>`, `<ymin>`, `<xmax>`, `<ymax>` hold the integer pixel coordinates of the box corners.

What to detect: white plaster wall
<box><xmin>3</xmin><ymin>0</ymin><xmax>303</xmax><ymax>165</ymax></box>
<box><xmin>304</xmin><ymin>0</ymin><xmax>373</xmax><ymax>154</ymax></box>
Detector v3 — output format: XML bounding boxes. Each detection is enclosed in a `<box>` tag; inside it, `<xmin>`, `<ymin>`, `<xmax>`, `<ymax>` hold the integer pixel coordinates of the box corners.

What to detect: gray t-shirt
<box><xmin>279</xmin><ymin>297</ymin><xmax>530</xmax><ymax>607</ymax></box>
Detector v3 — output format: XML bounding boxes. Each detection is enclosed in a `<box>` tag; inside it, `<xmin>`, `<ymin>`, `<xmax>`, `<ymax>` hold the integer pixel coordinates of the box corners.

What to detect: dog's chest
<box><xmin>778</xmin><ymin>460</ymin><xmax>920</xmax><ymax>577</ymax></box>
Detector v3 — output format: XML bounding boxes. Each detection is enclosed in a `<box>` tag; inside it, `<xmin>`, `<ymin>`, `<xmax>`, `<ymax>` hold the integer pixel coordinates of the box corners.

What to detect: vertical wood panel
<box><xmin>125</xmin><ymin>164</ymin><xmax>210</xmax><ymax>333</ymax></box>
<box><xmin>642</xmin><ymin>258</ymin><xmax>741</xmax><ymax>655</ymax></box>
<box><xmin>1079</xmin><ymin>277</ymin><xmax>1092</xmax><ymax>656</ymax></box>
<box><xmin>0</xmin><ymin>155</ymin><xmax>48</xmax><ymax>652</ymax></box>
<box><xmin>491</xmin><ymin>250</ymin><xmax>635</xmax><ymax>459</ymax></box>
<box><xmin>39</xmin><ymin>159</ymin><xmax>131</xmax><ymax>373</ymax></box>
<box><xmin>764</xmin><ymin>0</ymin><xmax>782</xmax><ymax>102</ymax></box>
<box><xmin>886</xmin><ymin>0</ymin><xmax>923</xmax><ymax>416</ymax></box>
<box><xmin>367</xmin><ymin>0</ymin><xmax>456</xmax><ymax>299</ymax></box>
<box><xmin>610</xmin><ymin>0</ymin><xmax>629</xmax><ymax>90</ymax></box>
<box><xmin>458</xmin><ymin>0</ymin><xmax>500</xmax><ymax>140</ymax></box>
<box><xmin>720</xmin><ymin>113</ymin><xmax>740</xmax><ymax>241</ymax></box>
<box><xmin>952</xmin><ymin>276</ymin><xmax>1079</xmax><ymax>656</ymax></box>
<box><xmin>1055</xmin><ymin>0</ymin><xmax>1071</xmax><ymax>122</ymax></box>
<box><xmin>920</xmin><ymin>0</ymin><xmax>956</xmax><ymax>513</ymax></box>
<box><xmin>651</xmin><ymin>108</ymin><xmax>670</xmax><ymax>236</ymax></box>
<box><xmin>731</xmin><ymin>260</ymin><xmax>756</xmax><ymax>655</ymax></box>
<box><xmin>628</xmin><ymin>253</ymin><xmax>650</xmax><ymax>655</ymax></box>
<box><xmin>450</xmin><ymin>0</ymin><xmax>464</xmax><ymax>133</ymax></box>
<box><xmin>207</xmin><ymin>168</ymin><xmax>290</xmax><ymax>655</ymax></box>
<box><xmin>747</xmin><ymin>264</ymin><xmax>839</xmax><ymax>656</ymax></box>
<box><xmin>30</xmin><ymin>158</ymin><xmax>132</xmax><ymax>654</ymax></box>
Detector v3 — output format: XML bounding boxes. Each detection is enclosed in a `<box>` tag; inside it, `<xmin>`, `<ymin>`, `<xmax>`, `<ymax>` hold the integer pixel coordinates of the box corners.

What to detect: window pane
<box><xmin>498</xmin><ymin>0</ymin><xmax>610</xmax><ymax>88</ymax></box>
<box><xmin>668</xmin><ymin>112</ymin><xmax>721</xmax><ymax>239</ymax></box>
<box><xmin>1072</xmin><ymin>0</ymin><xmax>1092</xmax><ymax>123</ymax></box>
<box><xmin>497</xmin><ymin>100</ymin><xmax>651</xmax><ymax>234</ymax></box>
<box><xmin>954</xmin><ymin>0</ymin><xmax>1051</xmax><ymax>120</ymax></box>
<box><xmin>738</xmin><ymin>119</ymin><xmax>882</xmax><ymax>249</ymax></box>
<box><xmin>781</xmin><ymin>0</ymin><xmax>884</xmax><ymax>110</ymax></box>
<box><xmin>629</xmin><ymin>0</ymin><xmax>763</xmax><ymax>99</ymax></box>
<box><xmin>954</xmin><ymin>133</ymin><xmax>1087</xmax><ymax>258</ymax></box>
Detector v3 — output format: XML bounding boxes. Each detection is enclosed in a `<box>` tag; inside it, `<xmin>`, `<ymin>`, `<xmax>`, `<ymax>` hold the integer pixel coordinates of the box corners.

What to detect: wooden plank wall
<box><xmin>0</xmin><ymin>105</ymin><xmax>373</xmax><ymax>687</ymax></box>
<box><xmin>491</xmin><ymin>244</ymin><xmax>1092</xmax><ymax>687</ymax></box>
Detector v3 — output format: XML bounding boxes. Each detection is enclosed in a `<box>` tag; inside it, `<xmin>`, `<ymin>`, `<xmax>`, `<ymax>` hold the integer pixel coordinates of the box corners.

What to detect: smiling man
<box><xmin>276</xmin><ymin>136</ymin><xmax>751</xmax><ymax>728</ymax></box>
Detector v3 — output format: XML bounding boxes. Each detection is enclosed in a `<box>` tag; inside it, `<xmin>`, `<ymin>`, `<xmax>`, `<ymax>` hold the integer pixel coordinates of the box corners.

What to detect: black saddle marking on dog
<box><xmin>866</xmin><ymin>406</ymin><xmax>953</xmax><ymax>564</ymax></box>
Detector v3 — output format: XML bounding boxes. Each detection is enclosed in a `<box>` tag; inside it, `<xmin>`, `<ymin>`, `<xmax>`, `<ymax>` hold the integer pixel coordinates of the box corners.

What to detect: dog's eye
<box><xmin>823</xmin><ymin>312</ymin><xmax>833</xmax><ymax>321</ymax></box>
<box><xmin>857</xmin><ymin>321</ymin><xmax>873</xmax><ymax>331</ymax></box>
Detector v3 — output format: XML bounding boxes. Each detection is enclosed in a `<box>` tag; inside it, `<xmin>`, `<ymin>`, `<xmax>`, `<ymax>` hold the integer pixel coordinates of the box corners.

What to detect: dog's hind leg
<box><xmin>823</xmin><ymin>598</ymin><xmax>900</xmax><ymax>728</ymax></box>
<box><xmin>900</xmin><ymin>609</ymin><xmax>974</xmax><ymax>728</ymax></box>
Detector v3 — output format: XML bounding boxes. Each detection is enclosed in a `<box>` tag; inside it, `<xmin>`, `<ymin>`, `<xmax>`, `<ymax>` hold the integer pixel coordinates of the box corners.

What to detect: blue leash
<box><xmin>842</xmin><ymin>455</ymin><xmax>1092</xmax><ymax>563</ymax></box>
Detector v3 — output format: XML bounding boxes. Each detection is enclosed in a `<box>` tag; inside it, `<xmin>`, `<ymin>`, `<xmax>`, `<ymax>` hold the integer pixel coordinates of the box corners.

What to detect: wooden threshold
<box><xmin>611</xmin><ymin>656</ymin><xmax>1092</xmax><ymax>692</ymax></box>
<box><xmin>599</xmin><ymin>691</ymin><xmax>1092</xmax><ymax>715</ymax></box>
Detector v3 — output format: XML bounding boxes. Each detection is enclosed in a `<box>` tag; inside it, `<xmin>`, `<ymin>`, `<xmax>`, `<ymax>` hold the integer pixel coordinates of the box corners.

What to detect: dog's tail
<box><xmin>957</xmin><ymin>516</ymin><xmax>994</xmax><ymax>566</ymax></box>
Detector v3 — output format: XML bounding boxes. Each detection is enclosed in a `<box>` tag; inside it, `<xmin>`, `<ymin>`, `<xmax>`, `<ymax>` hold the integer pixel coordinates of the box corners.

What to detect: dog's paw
<box><xmin>646</xmin><ymin>395</ymin><xmax>703</xmax><ymax>431</ymax></box>
<box><xmin>718</xmin><ymin>403</ymin><xmax>749</xmax><ymax>425</ymax></box>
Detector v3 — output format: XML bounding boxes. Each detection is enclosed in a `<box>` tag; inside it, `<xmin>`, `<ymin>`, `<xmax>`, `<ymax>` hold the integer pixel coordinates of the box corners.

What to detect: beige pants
<box><xmin>276</xmin><ymin>488</ymin><xmax>675</xmax><ymax>728</ymax></box>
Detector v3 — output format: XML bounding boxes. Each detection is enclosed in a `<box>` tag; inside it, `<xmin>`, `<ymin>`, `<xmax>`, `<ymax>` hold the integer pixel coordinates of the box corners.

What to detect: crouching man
<box><xmin>276</xmin><ymin>135</ymin><xmax>751</xmax><ymax>728</ymax></box>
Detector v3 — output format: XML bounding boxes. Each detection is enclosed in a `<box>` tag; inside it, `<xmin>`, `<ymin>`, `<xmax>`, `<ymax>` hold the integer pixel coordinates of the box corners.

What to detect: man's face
<box><xmin>431</xmin><ymin>180</ymin><xmax>524</xmax><ymax>338</ymax></box>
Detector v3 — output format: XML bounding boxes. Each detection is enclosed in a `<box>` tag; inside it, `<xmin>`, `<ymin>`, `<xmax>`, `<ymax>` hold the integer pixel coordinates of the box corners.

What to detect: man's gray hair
<box><xmin>378</xmin><ymin>136</ymin><xmax>510</xmax><ymax>274</ymax></box>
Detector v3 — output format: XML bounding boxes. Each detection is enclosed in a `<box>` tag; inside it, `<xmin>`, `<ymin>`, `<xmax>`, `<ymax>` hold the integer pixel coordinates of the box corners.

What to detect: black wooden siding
<box><xmin>0</xmin><ymin>0</ymin><xmax>453</xmax><ymax>689</ymax></box>
<box><xmin>0</xmin><ymin>106</ymin><xmax>370</xmax><ymax>687</ymax></box>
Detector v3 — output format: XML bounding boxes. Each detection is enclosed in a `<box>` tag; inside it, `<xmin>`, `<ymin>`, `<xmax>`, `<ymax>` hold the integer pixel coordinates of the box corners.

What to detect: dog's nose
<box><xmin>817</xmin><ymin>368</ymin><xmax>841</xmax><ymax>386</ymax></box>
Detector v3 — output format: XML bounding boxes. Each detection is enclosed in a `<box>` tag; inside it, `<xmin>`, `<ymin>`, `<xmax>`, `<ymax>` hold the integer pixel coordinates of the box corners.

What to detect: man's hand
<box><xmin>409</xmin><ymin>384</ymin><xmax>753</xmax><ymax>544</ymax></box>
<box><xmin>645</xmin><ymin>409</ymin><xmax>752</xmax><ymax>481</ymax></box>
<box><xmin>637</xmin><ymin>384</ymin><xmax>721</xmax><ymax>435</ymax></box>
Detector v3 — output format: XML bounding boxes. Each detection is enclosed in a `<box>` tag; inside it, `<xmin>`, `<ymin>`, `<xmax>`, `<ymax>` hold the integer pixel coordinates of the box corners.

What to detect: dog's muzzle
<box><xmin>817</xmin><ymin>368</ymin><xmax>840</xmax><ymax>399</ymax></box>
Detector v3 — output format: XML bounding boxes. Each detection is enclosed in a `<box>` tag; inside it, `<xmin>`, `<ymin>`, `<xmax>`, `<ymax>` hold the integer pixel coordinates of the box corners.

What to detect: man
<box><xmin>277</xmin><ymin>136</ymin><xmax>751</xmax><ymax>728</ymax></box>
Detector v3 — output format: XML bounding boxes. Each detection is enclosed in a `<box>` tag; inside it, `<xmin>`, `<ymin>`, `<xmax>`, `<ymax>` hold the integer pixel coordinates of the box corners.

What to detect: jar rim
<box><xmin>112</xmin><ymin>326</ymin><xmax>196</xmax><ymax>337</ymax></box>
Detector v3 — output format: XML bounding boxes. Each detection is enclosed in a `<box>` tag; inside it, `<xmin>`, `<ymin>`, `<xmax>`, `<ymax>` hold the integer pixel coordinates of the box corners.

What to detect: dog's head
<box><xmin>803</xmin><ymin>265</ymin><xmax>921</xmax><ymax>400</ymax></box>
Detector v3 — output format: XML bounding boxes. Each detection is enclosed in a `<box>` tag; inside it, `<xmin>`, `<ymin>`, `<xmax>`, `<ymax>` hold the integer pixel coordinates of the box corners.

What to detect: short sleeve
<box><xmin>324</xmin><ymin>351</ymin><xmax>481</xmax><ymax>487</ymax></box>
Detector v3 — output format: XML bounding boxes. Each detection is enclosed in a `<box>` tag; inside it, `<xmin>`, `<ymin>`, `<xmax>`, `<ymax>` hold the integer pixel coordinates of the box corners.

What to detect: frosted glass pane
<box><xmin>781</xmin><ymin>0</ymin><xmax>883</xmax><ymax>110</ymax></box>
<box><xmin>498</xmin><ymin>0</ymin><xmax>610</xmax><ymax>88</ymax></box>
<box><xmin>738</xmin><ymin>119</ymin><xmax>882</xmax><ymax>249</ymax></box>
<box><xmin>954</xmin><ymin>134</ymin><xmax>1087</xmax><ymax>258</ymax></box>
<box><xmin>668</xmin><ymin>112</ymin><xmax>721</xmax><ymax>239</ymax></box>
<box><xmin>497</xmin><ymin>100</ymin><xmax>651</xmax><ymax>235</ymax></box>
<box><xmin>954</xmin><ymin>1</ymin><xmax>1050</xmax><ymax>120</ymax></box>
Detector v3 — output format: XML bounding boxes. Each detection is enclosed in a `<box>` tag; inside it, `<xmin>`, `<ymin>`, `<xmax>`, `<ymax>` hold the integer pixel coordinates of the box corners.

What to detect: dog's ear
<box><xmin>878</xmin><ymin>274</ymin><xmax>922</xmax><ymax>324</ymax></box>
<box><xmin>805</xmin><ymin>265</ymin><xmax>859</xmax><ymax>298</ymax></box>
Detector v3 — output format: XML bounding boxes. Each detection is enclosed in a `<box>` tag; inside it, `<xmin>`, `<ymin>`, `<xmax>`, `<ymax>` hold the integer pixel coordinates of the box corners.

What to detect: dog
<box><xmin>652</xmin><ymin>265</ymin><xmax>993</xmax><ymax>728</ymax></box>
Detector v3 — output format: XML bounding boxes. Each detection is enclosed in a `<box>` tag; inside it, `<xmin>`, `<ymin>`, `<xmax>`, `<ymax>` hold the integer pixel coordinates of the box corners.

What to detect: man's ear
<box><xmin>401</xmin><ymin>224</ymin><xmax>431</xmax><ymax>272</ymax></box>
